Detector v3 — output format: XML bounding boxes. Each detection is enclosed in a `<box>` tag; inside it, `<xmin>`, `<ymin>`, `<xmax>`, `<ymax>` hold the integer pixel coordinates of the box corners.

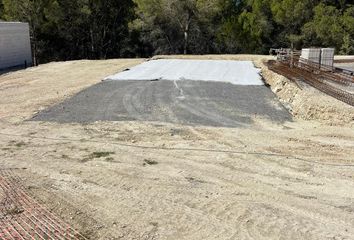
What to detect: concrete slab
<box><xmin>105</xmin><ymin>59</ymin><xmax>264</xmax><ymax>86</ymax></box>
<box><xmin>32</xmin><ymin>80</ymin><xmax>291</xmax><ymax>127</ymax></box>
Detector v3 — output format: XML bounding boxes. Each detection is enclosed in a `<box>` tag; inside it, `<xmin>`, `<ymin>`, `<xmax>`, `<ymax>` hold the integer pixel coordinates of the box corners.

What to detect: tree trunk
<box><xmin>183</xmin><ymin>23</ymin><xmax>189</xmax><ymax>55</ymax></box>
<box><xmin>90</xmin><ymin>28</ymin><xmax>95</xmax><ymax>59</ymax></box>
<box><xmin>30</xmin><ymin>22</ymin><xmax>37</xmax><ymax>66</ymax></box>
<box><xmin>184</xmin><ymin>31</ymin><xmax>188</xmax><ymax>54</ymax></box>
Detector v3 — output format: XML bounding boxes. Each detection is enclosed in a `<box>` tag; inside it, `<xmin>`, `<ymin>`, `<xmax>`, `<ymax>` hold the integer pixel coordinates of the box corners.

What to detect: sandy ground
<box><xmin>1</xmin><ymin>56</ymin><xmax>354</xmax><ymax>239</ymax></box>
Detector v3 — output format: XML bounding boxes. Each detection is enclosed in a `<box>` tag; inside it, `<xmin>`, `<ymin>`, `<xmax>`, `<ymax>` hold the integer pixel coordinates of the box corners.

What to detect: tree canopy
<box><xmin>0</xmin><ymin>0</ymin><xmax>353</xmax><ymax>63</ymax></box>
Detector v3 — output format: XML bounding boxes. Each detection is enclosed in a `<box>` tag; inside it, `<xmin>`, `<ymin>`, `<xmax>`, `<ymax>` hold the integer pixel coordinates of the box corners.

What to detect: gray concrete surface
<box><xmin>106</xmin><ymin>59</ymin><xmax>264</xmax><ymax>85</ymax></box>
<box><xmin>32</xmin><ymin>80</ymin><xmax>292</xmax><ymax>127</ymax></box>
<box><xmin>0</xmin><ymin>22</ymin><xmax>32</xmax><ymax>70</ymax></box>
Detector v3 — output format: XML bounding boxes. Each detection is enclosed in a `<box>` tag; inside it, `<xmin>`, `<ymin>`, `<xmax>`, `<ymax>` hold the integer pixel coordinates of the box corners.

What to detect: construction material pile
<box><xmin>267</xmin><ymin>48</ymin><xmax>354</xmax><ymax>106</ymax></box>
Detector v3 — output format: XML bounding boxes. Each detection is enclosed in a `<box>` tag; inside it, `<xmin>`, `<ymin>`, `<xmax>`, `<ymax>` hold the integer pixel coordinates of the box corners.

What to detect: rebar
<box><xmin>267</xmin><ymin>60</ymin><xmax>354</xmax><ymax>106</ymax></box>
<box><xmin>0</xmin><ymin>169</ymin><xmax>86</xmax><ymax>240</ymax></box>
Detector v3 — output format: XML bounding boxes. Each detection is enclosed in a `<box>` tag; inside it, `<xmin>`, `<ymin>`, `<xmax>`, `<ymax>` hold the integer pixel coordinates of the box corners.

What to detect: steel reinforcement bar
<box><xmin>0</xmin><ymin>169</ymin><xmax>86</xmax><ymax>240</ymax></box>
<box><xmin>267</xmin><ymin>60</ymin><xmax>354</xmax><ymax>106</ymax></box>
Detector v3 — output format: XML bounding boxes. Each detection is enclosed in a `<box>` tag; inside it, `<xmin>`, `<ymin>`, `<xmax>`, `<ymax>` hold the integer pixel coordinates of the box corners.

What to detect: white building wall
<box><xmin>0</xmin><ymin>22</ymin><xmax>32</xmax><ymax>70</ymax></box>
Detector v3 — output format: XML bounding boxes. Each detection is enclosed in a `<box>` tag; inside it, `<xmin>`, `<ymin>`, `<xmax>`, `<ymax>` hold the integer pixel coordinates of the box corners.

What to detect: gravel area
<box><xmin>32</xmin><ymin>80</ymin><xmax>291</xmax><ymax>127</ymax></box>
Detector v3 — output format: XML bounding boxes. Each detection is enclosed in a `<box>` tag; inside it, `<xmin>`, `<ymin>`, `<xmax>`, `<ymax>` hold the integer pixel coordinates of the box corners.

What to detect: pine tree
<box><xmin>0</xmin><ymin>0</ymin><xmax>4</xmax><ymax>19</ymax></box>
<box><xmin>132</xmin><ymin>0</ymin><xmax>223</xmax><ymax>55</ymax></box>
<box><xmin>340</xmin><ymin>34</ymin><xmax>354</xmax><ymax>55</ymax></box>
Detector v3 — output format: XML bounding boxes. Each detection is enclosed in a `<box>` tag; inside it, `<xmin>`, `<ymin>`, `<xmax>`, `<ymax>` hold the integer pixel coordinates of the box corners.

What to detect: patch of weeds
<box><xmin>15</xmin><ymin>141</ymin><xmax>27</xmax><ymax>148</ymax></box>
<box><xmin>150</xmin><ymin>222</ymin><xmax>159</xmax><ymax>227</ymax></box>
<box><xmin>8</xmin><ymin>140</ymin><xmax>27</xmax><ymax>148</ymax></box>
<box><xmin>105</xmin><ymin>157</ymin><xmax>114</xmax><ymax>162</ymax></box>
<box><xmin>80</xmin><ymin>151</ymin><xmax>115</xmax><ymax>163</ymax></box>
<box><xmin>80</xmin><ymin>157</ymin><xmax>91</xmax><ymax>163</ymax></box>
<box><xmin>143</xmin><ymin>159</ymin><xmax>158</xmax><ymax>166</ymax></box>
<box><xmin>90</xmin><ymin>151</ymin><xmax>115</xmax><ymax>159</ymax></box>
<box><xmin>9</xmin><ymin>141</ymin><xmax>27</xmax><ymax>148</ymax></box>
<box><xmin>185</xmin><ymin>177</ymin><xmax>205</xmax><ymax>184</ymax></box>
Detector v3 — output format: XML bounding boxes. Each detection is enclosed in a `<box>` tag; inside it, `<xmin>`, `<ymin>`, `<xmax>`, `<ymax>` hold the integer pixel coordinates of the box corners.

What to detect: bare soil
<box><xmin>0</xmin><ymin>56</ymin><xmax>354</xmax><ymax>240</ymax></box>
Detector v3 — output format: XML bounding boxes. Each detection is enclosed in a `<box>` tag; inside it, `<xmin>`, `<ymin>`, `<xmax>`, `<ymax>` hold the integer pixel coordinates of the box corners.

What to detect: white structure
<box><xmin>0</xmin><ymin>22</ymin><xmax>32</xmax><ymax>70</ymax></box>
<box><xmin>300</xmin><ymin>48</ymin><xmax>321</xmax><ymax>64</ymax></box>
<box><xmin>321</xmin><ymin>48</ymin><xmax>335</xmax><ymax>67</ymax></box>
<box><xmin>106</xmin><ymin>59</ymin><xmax>264</xmax><ymax>86</ymax></box>
<box><xmin>300</xmin><ymin>48</ymin><xmax>335</xmax><ymax>69</ymax></box>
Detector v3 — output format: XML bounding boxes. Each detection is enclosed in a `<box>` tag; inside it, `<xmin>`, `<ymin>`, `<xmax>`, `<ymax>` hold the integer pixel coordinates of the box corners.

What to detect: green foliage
<box><xmin>0</xmin><ymin>0</ymin><xmax>4</xmax><ymax>19</ymax></box>
<box><xmin>2</xmin><ymin>0</ymin><xmax>135</xmax><ymax>63</ymax></box>
<box><xmin>302</xmin><ymin>4</ymin><xmax>344</xmax><ymax>48</ymax></box>
<box><xmin>132</xmin><ymin>0</ymin><xmax>223</xmax><ymax>55</ymax></box>
<box><xmin>340</xmin><ymin>34</ymin><xmax>354</xmax><ymax>55</ymax></box>
<box><xmin>1</xmin><ymin>0</ymin><xmax>354</xmax><ymax>62</ymax></box>
<box><xmin>271</xmin><ymin>0</ymin><xmax>315</xmax><ymax>31</ymax></box>
<box><xmin>219</xmin><ymin>0</ymin><xmax>354</xmax><ymax>54</ymax></box>
<box><xmin>238</xmin><ymin>0</ymin><xmax>273</xmax><ymax>53</ymax></box>
<box><xmin>302</xmin><ymin>3</ymin><xmax>354</xmax><ymax>52</ymax></box>
<box><xmin>270</xmin><ymin>0</ymin><xmax>316</xmax><ymax>48</ymax></box>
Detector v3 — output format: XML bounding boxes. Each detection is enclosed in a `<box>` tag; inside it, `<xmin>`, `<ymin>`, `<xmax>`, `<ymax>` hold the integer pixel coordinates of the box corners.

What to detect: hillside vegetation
<box><xmin>0</xmin><ymin>0</ymin><xmax>354</xmax><ymax>64</ymax></box>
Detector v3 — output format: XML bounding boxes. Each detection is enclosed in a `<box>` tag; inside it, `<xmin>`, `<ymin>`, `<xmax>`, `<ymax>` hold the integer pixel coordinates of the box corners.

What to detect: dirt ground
<box><xmin>1</xmin><ymin>56</ymin><xmax>354</xmax><ymax>239</ymax></box>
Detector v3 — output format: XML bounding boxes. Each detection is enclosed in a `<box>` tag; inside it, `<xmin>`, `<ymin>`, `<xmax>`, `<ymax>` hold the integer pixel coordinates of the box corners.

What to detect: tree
<box><xmin>51</xmin><ymin>0</ymin><xmax>135</xmax><ymax>60</ymax></box>
<box><xmin>2</xmin><ymin>0</ymin><xmax>53</xmax><ymax>65</ymax></box>
<box><xmin>216</xmin><ymin>0</ymin><xmax>244</xmax><ymax>53</ymax></box>
<box><xmin>2</xmin><ymin>0</ymin><xmax>354</xmax><ymax>61</ymax></box>
<box><xmin>132</xmin><ymin>0</ymin><xmax>223</xmax><ymax>55</ymax></box>
<box><xmin>340</xmin><ymin>6</ymin><xmax>354</xmax><ymax>54</ymax></box>
<box><xmin>217</xmin><ymin>0</ymin><xmax>274</xmax><ymax>54</ymax></box>
<box><xmin>340</xmin><ymin>33</ymin><xmax>354</xmax><ymax>55</ymax></box>
<box><xmin>83</xmin><ymin>0</ymin><xmax>135</xmax><ymax>59</ymax></box>
<box><xmin>302</xmin><ymin>3</ymin><xmax>354</xmax><ymax>52</ymax></box>
<box><xmin>270</xmin><ymin>0</ymin><xmax>317</xmax><ymax>48</ymax></box>
<box><xmin>0</xmin><ymin>0</ymin><xmax>4</xmax><ymax>19</ymax></box>
<box><xmin>2</xmin><ymin>0</ymin><xmax>136</xmax><ymax>62</ymax></box>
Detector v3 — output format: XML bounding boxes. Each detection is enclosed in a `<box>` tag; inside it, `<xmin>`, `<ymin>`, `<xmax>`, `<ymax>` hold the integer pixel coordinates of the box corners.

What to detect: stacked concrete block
<box><xmin>0</xmin><ymin>22</ymin><xmax>32</xmax><ymax>70</ymax></box>
<box><xmin>300</xmin><ymin>48</ymin><xmax>321</xmax><ymax>64</ymax></box>
<box><xmin>321</xmin><ymin>48</ymin><xmax>335</xmax><ymax>68</ymax></box>
<box><xmin>300</xmin><ymin>48</ymin><xmax>335</xmax><ymax>71</ymax></box>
